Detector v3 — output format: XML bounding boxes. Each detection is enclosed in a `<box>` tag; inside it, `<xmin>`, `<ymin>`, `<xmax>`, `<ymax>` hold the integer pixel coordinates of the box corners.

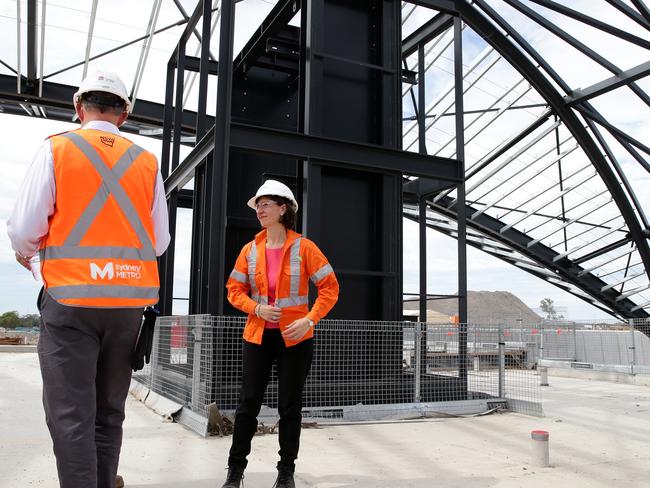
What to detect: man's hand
<box><xmin>15</xmin><ymin>252</ymin><xmax>31</xmax><ymax>271</ymax></box>
<box><xmin>282</xmin><ymin>317</ymin><xmax>312</xmax><ymax>341</ymax></box>
<box><xmin>257</xmin><ymin>304</ymin><xmax>282</xmax><ymax>323</ymax></box>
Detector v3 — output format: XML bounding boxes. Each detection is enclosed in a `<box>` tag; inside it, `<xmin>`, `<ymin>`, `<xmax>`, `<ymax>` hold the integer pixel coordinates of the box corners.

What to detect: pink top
<box><xmin>265</xmin><ymin>247</ymin><xmax>283</xmax><ymax>329</ymax></box>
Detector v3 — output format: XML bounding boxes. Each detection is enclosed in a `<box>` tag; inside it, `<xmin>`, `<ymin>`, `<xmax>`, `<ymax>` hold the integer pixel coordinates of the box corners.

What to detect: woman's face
<box><xmin>255</xmin><ymin>196</ymin><xmax>285</xmax><ymax>228</ymax></box>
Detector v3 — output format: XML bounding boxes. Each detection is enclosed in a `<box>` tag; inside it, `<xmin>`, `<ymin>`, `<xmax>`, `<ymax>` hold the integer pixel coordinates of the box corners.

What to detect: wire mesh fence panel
<box><xmin>133</xmin><ymin>316</ymin><xmax>543</xmax><ymax>423</ymax></box>
<box><xmin>537</xmin><ymin>319</ymin><xmax>650</xmax><ymax>376</ymax></box>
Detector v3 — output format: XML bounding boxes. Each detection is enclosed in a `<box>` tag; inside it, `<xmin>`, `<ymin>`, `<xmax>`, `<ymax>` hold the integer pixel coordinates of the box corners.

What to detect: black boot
<box><xmin>220</xmin><ymin>466</ymin><xmax>245</xmax><ymax>488</ymax></box>
<box><xmin>272</xmin><ymin>466</ymin><xmax>295</xmax><ymax>488</ymax></box>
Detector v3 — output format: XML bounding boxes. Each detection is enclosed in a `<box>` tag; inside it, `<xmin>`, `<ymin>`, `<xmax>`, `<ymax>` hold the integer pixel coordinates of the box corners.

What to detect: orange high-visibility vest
<box><xmin>226</xmin><ymin>229</ymin><xmax>339</xmax><ymax>347</ymax></box>
<box><xmin>40</xmin><ymin>129</ymin><xmax>160</xmax><ymax>308</ymax></box>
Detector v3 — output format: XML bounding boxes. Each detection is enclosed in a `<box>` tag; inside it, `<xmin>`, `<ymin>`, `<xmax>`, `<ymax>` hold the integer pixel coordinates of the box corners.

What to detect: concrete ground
<box><xmin>2</xmin><ymin>353</ymin><xmax>650</xmax><ymax>487</ymax></box>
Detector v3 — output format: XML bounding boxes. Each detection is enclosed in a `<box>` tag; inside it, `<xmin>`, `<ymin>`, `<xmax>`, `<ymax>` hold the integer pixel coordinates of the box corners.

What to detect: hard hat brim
<box><xmin>247</xmin><ymin>194</ymin><xmax>298</xmax><ymax>211</ymax></box>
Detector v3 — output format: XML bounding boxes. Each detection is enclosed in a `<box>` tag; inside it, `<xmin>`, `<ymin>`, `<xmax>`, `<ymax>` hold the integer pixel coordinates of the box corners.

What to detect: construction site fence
<box><xmin>132</xmin><ymin>316</ymin><xmax>542</xmax><ymax>430</ymax></box>
<box><xmin>538</xmin><ymin>318</ymin><xmax>650</xmax><ymax>375</ymax></box>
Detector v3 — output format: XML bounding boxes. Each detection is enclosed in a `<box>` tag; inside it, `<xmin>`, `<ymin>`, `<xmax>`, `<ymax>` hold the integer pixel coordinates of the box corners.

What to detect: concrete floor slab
<box><xmin>2</xmin><ymin>353</ymin><xmax>650</xmax><ymax>487</ymax></box>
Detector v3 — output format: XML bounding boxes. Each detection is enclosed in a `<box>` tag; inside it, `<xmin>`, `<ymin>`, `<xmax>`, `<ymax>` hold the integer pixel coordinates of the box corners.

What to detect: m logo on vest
<box><xmin>90</xmin><ymin>262</ymin><xmax>114</xmax><ymax>280</ymax></box>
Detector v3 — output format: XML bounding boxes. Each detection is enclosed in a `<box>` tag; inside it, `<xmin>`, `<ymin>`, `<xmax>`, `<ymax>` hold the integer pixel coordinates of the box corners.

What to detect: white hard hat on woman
<box><xmin>247</xmin><ymin>180</ymin><xmax>298</xmax><ymax>211</ymax></box>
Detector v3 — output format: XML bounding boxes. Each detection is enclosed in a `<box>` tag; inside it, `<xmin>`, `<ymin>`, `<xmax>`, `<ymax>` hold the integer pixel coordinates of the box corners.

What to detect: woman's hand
<box><xmin>282</xmin><ymin>317</ymin><xmax>312</xmax><ymax>341</ymax></box>
<box><xmin>257</xmin><ymin>304</ymin><xmax>282</xmax><ymax>323</ymax></box>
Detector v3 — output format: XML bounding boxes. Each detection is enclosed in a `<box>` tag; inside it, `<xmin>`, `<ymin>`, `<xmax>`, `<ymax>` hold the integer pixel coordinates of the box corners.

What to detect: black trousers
<box><xmin>38</xmin><ymin>290</ymin><xmax>143</xmax><ymax>488</ymax></box>
<box><xmin>228</xmin><ymin>329</ymin><xmax>313</xmax><ymax>471</ymax></box>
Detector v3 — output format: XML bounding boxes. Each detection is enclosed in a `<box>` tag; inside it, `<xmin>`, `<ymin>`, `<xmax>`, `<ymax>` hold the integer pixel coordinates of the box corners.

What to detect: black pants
<box><xmin>38</xmin><ymin>290</ymin><xmax>143</xmax><ymax>488</ymax></box>
<box><xmin>228</xmin><ymin>329</ymin><xmax>313</xmax><ymax>472</ymax></box>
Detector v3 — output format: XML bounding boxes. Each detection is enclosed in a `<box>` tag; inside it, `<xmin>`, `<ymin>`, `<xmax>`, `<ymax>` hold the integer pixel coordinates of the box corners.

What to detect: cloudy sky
<box><xmin>0</xmin><ymin>1</ymin><xmax>647</xmax><ymax>320</ymax></box>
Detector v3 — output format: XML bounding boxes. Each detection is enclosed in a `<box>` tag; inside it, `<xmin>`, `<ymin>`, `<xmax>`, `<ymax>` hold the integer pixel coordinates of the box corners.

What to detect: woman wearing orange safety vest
<box><xmin>221</xmin><ymin>180</ymin><xmax>339</xmax><ymax>488</ymax></box>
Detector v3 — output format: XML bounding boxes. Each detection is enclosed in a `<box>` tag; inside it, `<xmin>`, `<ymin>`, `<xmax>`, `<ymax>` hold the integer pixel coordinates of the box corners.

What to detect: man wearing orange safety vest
<box><xmin>7</xmin><ymin>70</ymin><xmax>170</xmax><ymax>488</ymax></box>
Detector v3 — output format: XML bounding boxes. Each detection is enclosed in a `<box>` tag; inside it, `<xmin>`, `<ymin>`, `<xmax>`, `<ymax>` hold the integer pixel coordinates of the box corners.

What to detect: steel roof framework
<box><xmin>0</xmin><ymin>0</ymin><xmax>648</xmax><ymax>320</ymax></box>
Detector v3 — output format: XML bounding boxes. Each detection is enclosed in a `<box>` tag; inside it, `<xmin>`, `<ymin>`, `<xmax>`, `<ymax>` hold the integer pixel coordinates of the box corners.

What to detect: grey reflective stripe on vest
<box><xmin>43</xmin><ymin>245</ymin><xmax>153</xmax><ymax>261</ymax></box>
<box><xmin>310</xmin><ymin>263</ymin><xmax>333</xmax><ymax>283</ymax></box>
<box><xmin>276</xmin><ymin>295</ymin><xmax>308</xmax><ymax>307</ymax></box>
<box><xmin>251</xmin><ymin>294</ymin><xmax>269</xmax><ymax>305</ymax></box>
<box><xmin>248</xmin><ymin>242</ymin><xmax>259</xmax><ymax>298</ymax></box>
<box><xmin>289</xmin><ymin>238</ymin><xmax>302</xmax><ymax>297</ymax></box>
<box><xmin>229</xmin><ymin>269</ymin><xmax>248</xmax><ymax>284</ymax></box>
<box><xmin>47</xmin><ymin>285</ymin><xmax>159</xmax><ymax>300</ymax></box>
<box><xmin>43</xmin><ymin>132</ymin><xmax>156</xmax><ymax>262</ymax></box>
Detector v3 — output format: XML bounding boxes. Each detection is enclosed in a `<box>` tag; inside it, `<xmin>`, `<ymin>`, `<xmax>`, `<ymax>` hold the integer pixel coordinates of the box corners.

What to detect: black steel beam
<box><xmin>402</xmin><ymin>13</ymin><xmax>453</xmax><ymax>57</ymax></box>
<box><xmin>0</xmin><ymin>74</ymin><xmax>201</xmax><ymax>135</ymax></box>
<box><xmin>165</xmin><ymin>123</ymin><xmax>463</xmax><ymax>195</ymax></box>
<box><xmin>185</xmin><ymin>55</ymin><xmax>219</xmax><ymax>75</ymax></box>
<box><xmin>604</xmin><ymin>0</ymin><xmax>650</xmax><ymax>30</ymax></box>
<box><xmin>528</xmin><ymin>0</ymin><xmax>650</xmax><ymax>49</ymax></box>
<box><xmin>575</xmin><ymin>104</ymin><xmax>650</xmax><ymax>157</ymax></box>
<box><xmin>228</xmin><ymin>124</ymin><xmax>462</xmax><ymax>180</ymax></box>
<box><xmin>573</xmin><ymin>236</ymin><xmax>632</xmax><ymax>265</ymax></box>
<box><xmin>405</xmin><ymin>0</ymin><xmax>458</xmax><ymax>15</ymax></box>
<box><xmin>566</xmin><ymin>61</ymin><xmax>650</xmax><ymax>105</ymax></box>
<box><xmin>631</xmin><ymin>0</ymin><xmax>650</xmax><ymax>24</ymax></box>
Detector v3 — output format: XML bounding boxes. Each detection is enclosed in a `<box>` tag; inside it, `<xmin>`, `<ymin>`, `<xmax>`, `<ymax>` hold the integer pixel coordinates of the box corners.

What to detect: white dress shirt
<box><xmin>7</xmin><ymin>120</ymin><xmax>171</xmax><ymax>258</ymax></box>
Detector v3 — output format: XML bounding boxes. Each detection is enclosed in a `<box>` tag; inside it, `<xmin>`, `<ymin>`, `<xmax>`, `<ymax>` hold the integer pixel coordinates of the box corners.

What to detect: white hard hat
<box><xmin>247</xmin><ymin>180</ymin><xmax>298</xmax><ymax>211</ymax></box>
<box><xmin>73</xmin><ymin>70</ymin><xmax>132</xmax><ymax>113</ymax></box>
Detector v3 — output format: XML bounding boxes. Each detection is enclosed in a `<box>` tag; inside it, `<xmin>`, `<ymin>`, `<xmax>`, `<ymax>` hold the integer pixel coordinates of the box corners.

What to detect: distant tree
<box><xmin>0</xmin><ymin>311</ymin><xmax>21</xmax><ymax>329</ymax></box>
<box><xmin>540</xmin><ymin>298</ymin><xmax>563</xmax><ymax>320</ymax></box>
<box><xmin>19</xmin><ymin>314</ymin><xmax>40</xmax><ymax>329</ymax></box>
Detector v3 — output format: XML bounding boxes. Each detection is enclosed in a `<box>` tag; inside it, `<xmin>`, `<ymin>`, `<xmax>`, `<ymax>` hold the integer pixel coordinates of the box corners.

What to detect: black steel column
<box><xmin>418</xmin><ymin>43</ymin><xmax>427</xmax><ymax>155</ymax></box>
<box><xmin>172</xmin><ymin>45</ymin><xmax>186</xmax><ymax>171</ymax></box>
<box><xmin>206</xmin><ymin>0</ymin><xmax>236</xmax><ymax>314</ymax></box>
<box><xmin>196</xmin><ymin>0</ymin><xmax>212</xmax><ymax>140</ymax></box>
<box><xmin>160</xmin><ymin>61</ymin><xmax>175</xmax><ymax>179</ymax></box>
<box><xmin>27</xmin><ymin>0</ymin><xmax>37</xmax><ymax>89</ymax></box>
<box><xmin>454</xmin><ymin>16</ymin><xmax>469</xmax><ymax>390</ymax></box>
<box><xmin>158</xmin><ymin>54</ymin><xmax>178</xmax><ymax>315</ymax></box>
<box><xmin>158</xmin><ymin>193</ymin><xmax>177</xmax><ymax>316</ymax></box>
<box><xmin>418</xmin><ymin>42</ymin><xmax>427</xmax><ymax>323</ymax></box>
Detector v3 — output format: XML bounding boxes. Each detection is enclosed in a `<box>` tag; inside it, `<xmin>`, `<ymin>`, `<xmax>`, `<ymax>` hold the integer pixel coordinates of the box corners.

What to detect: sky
<box><xmin>0</xmin><ymin>0</ymin><xmax>648</xmax><ymax>321</ymax></box>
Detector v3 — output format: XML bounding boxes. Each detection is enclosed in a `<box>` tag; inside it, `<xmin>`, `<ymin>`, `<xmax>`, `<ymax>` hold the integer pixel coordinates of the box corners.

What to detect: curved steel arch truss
<box><xmin>403</xmin><ymin>0</ymin><xmax>649</xmax><ymax>319</ymax></box>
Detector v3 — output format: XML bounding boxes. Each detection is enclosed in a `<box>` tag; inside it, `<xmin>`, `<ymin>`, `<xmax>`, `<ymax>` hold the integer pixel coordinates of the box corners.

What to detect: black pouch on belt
<box><xmin>132</xmin><ymin>306</ymin><xmax>160</xmax><ymax>372</ymax></box>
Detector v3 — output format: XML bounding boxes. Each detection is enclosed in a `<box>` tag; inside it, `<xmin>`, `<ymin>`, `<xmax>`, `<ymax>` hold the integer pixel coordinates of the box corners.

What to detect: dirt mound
<box><xmin>404</xmin><ymin>290</ymin><xmax>541</xmax><ymax>325</ymax></box>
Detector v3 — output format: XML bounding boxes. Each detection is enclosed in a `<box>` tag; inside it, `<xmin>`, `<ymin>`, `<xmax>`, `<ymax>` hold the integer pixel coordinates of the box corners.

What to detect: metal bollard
<box><xmin>473</xmin><ymin>355</ymin><xmax>480</xmax><ymax>372</ymax></box>
<box><xmin>539</xmin><ymin>366</ymin><xmax>549</xmax><ymax>386</ymax></box>
<box><xmin>531</xmin><ymin>430</ymin><xmax>550</xmax><ymax>467</ymax></box>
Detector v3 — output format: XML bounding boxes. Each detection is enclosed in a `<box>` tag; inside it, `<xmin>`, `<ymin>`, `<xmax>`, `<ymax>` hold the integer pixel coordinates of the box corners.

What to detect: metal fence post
<box><xmin>191</xmin><ymin>325</ymin><xmax>203</xmax><ymax>412</ymax></box>
<box><xmin>414</xmin><ymin>321</ymin><xmax>422</xmax><ymax>402</ymax></box>
<box><xmin>150</xmin><ymin>320</ymin><xmax>161</xmax><ymax>391</ymax></box>
<box><xmin>629</xmin><ymin>318</ymin><xmax>636</xmax><ymax>376</ymax></box>
<box><xmin>498</xmin><ymin>325</ymin><xmax>505</xmax><ymax>398</ymax></box>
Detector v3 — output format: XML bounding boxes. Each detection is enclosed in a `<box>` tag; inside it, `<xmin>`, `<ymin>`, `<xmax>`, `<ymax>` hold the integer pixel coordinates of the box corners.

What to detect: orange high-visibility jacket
<box><xmin>40</xmin><ymin>129</ymin><xmax>160</xmax><ymax>308</ymax></box>
<box><xmin>226</xmin><ymin>228</ymin><xmax>339</xmax><ymax>346</ymax></box>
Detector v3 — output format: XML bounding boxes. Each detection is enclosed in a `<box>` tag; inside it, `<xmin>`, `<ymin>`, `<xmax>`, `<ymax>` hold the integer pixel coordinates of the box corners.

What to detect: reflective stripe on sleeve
<box><xmin>229</xmin><ymin>269</ymin><xmax>248</xmax><ymax>284</ymax></box>
<box><xmin>310</xmin><ymin>263</ymin><xmax>333</xmax><ymax>283</ymax></box>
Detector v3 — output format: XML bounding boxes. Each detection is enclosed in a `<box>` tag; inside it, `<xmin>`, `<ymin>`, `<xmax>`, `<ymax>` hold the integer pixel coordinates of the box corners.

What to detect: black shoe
<box><xmin>220</xmin><ymin>466</ymin><xmax>245</xmax><ymax>488</ymax></box>
<box><xmin>272</xmin><ymin>467</ymin><xmax>295</xmax><ymax>488</ymax></box>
